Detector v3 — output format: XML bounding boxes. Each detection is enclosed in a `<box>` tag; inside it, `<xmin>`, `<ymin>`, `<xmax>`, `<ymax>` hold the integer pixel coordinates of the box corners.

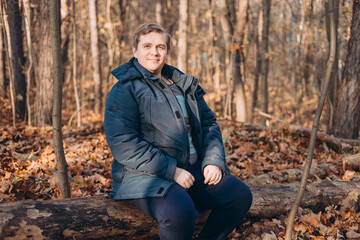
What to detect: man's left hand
<box><xmin>203</xmin><ymin>165</ymin><xmax>222</xmax><ymax>185</ymax></box>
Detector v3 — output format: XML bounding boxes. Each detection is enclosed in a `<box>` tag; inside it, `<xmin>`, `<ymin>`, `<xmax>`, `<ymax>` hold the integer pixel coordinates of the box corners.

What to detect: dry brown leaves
<box><xmin>220</xmin><ymin>121</ymin><xmax>360</xmax><ymax>239</ymax></box>
<box><xmin>0</xmin><ymin>123</ymin><xmax>112</xmax><ymax>202</ymax></box>
<box><xmin>1</xmin><ymin>95</ymin><xmax>360</xmax><ymax>239</ymax></box>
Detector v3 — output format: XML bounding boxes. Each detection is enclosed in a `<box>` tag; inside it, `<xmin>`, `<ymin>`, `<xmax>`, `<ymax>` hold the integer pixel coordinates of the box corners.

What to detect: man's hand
<box><xmin>203</xmin><ymin>165</ymin><xmax>222</xmax><ymax>185</ymax></box>
<box><xmin>174</xmin><ymin>167</ymin><xmax>195</xmax><ymax>189</ymax></box>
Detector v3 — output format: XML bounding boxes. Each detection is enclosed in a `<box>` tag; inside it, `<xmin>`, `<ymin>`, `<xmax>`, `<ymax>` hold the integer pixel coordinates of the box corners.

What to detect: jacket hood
<box><xmin>111</xmin><ymin>58</ymin><xmax>204</xmax><ymax>96</ymax></box>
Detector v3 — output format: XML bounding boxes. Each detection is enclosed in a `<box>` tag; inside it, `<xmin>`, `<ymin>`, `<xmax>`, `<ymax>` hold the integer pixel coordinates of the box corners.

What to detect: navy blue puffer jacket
<box><xmin>104</xmin><ymin>58</ymin><xmax>229</xmax><ymax>200</ymax></box>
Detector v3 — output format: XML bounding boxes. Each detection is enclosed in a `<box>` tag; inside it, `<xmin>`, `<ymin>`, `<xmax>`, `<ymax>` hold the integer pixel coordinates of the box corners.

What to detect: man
<box><xmin>104</xmin><ymin>23</ymin><xmax>252</xmax><ymax>240</ymax></box>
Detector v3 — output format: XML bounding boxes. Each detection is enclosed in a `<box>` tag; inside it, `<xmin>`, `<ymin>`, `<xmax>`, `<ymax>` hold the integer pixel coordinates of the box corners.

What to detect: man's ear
<box><xmin>132</xmin><ymin>47</ymin><xmax>137</xmax><ymax>58</ymax></box>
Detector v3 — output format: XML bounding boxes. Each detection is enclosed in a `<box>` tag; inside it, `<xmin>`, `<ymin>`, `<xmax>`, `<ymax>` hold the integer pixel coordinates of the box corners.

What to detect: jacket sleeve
<box><xmin>104</xmin><ymin>82</ymin><xmax>177</xmax><ymax>181</ymax></box>
<box><xmin>197</xmin><ymin>89</ymin><xmax>229</xmax><ymax>174</ymax></box>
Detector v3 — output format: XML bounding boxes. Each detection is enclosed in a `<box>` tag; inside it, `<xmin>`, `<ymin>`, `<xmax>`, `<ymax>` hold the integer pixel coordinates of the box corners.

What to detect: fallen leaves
<box><xmin>1</xmin><ymin>109</ymin><xmax>360</xmax><ymax>239</ymax></box>
<box><xmin>0</xmin><ymin>123</ymin><xmax>112</xmax><ymax>202</ymax></box>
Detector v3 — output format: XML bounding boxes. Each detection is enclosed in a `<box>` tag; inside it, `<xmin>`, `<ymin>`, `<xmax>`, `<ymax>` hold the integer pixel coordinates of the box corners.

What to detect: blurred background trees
<box><xmin>0</xmin><ymin>0</ymin><xmax>359</xmax><ymax>139</ymax></box>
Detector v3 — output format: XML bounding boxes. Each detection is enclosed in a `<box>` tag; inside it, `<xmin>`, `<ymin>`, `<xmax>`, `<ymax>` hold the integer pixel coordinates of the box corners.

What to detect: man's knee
<box><xmin>230</xmin><ymin>177</ymin><xmax>253</xmax><ymax>216</ymax></box>
<box><xmin>161</xmin><ymin>201</ymin><xmax>197</xmax><ymax>227</ymax></box>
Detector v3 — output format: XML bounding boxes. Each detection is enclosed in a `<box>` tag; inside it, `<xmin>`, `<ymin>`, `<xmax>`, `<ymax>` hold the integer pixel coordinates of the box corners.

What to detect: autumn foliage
<box><xmin>1</xmin><ymin>95</ymin><xmax>360</xmax><ymax>239</ymax></box>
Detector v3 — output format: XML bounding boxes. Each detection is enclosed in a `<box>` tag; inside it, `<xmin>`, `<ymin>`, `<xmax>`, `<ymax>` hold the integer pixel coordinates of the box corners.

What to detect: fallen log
<box><xmin>1</xmin><ymin>180</ymin><xmax>360</xmax><ymax>239</ymax></box>
<box><xmin>245</xmin><ymin>164</ymin><xmax>330</xmax><ymax>185</ymax></box>
<box><xmin>342</xmin><ymin>154</ymin><xmax>360</xmax><ymax>171</ymax></box>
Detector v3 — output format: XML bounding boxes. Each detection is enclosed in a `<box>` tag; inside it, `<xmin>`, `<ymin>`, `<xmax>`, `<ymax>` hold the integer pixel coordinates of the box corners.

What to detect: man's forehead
<box><xmin>139</xmin><ymin>32</ymin><xmax>167</xmax><ymax>42</ymax></box>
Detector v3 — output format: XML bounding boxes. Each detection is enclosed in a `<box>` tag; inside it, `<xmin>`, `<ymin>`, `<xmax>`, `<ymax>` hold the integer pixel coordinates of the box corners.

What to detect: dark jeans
<box><xmin>132</xmin><ymin>162</ymin><xmax>253</xmax><ymax>240</ymax></box>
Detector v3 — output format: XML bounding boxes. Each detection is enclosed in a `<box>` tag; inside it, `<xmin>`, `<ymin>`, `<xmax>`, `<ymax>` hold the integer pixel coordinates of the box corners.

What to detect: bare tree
<box><xmin>178</xmin><ymin>0</ymin><xmax>188</xmax><ymax>72</ymax></box>
<box><xmin>259</xmin><ymin>0</ymin><xmax>271</xmax><ymax>125</ymax></box>
<box><xmin>285</xmin><ymin>0</ymin><xmax>337</xmax><ymax>238</ymax></box>
<box><xmin>5</xmin><ymin>0</ymin><xmax>26</xmax><ymax>120</ymax></box>
<box><xmin>250</xmin><ymin>2</ymin><xmax>262</xmax><ymax>122</ymax></box>
<box><xmin>50</xmin><ymin>0</ymin><xmax>71</xmax><ymax>199</ymax></box>
<box><xmin>34</xmin><ymin>0</ymin><xmax>53</xmax><ymax>126</ymax></box>
<box><xmin>0</xmin><ymin>17</ymin><xmax>4</xmax><ymax>98</ymax></box>
<box><xmin>1</xmin><ymin>0</ymin><xmax>16</xmax><ymax>127</ymax></box>
<box><xmin>23</xmin><ymin>0</ymin><xmax>36</xmax><ymax>126</ymax></box>
<box><xmin>324</xmin><ymin>0</ymin><xmax>339</xmax><ymax>133</ymax></box>
<box><xmin>233</xmin><ymin>0</ymin><xmax>249</xmax><ymax>122</ymax></box>
<box><xmin>72</xmin><ymin>0</ymin><xmax>81</xmax><ymax>127</ymax></box>
<box><xmin>331</xmin><ymin>0</ymin><xmax>360</xmax><ymax>139</ymax></box>
<box><xmin>218</xmin><ymin>0</ymin><xmax>233</xmax><ymax>118</ymax></box>
<box><xmin>89</xmin><ymin>0</ymin><xmax>101</xmax><ymax>114</ymax></box>
<box><xmin>156</xmin><ymin>0</ymin><xmax>163</xmax><ymax>26</ymax></box>
<box><xmin>208</xmin><ymin>0</ymin><xmax>218</xmax><ymax>92</ymax></box>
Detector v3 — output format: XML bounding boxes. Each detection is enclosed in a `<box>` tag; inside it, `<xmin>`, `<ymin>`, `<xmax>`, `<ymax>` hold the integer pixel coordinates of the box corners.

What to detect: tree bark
<box><xmin>0</xmin><ymin>18</ymin><xmax>4</xmax><ymax>98</ymax></box>
<box><xmin>155</xmin><ymin>0</ymin><xmax>163</xmax><ymax>26</ymax></box>
<box><xmin>303</xmin><ymin>0</ymin><xmax>314</xmax><ymax>98</ymax></box>
<box><xmin>259</xmin><ymin>0</ymin><xmax>271</xmax><ymax>124</ymax></box>
<box><xmin>233</xmin><ymin>0</ymin><xmax>248</xmax><ymax>123</ymax></box>
<box><xmin>218</xmin><ymin>0</ymin><xmax>233</xmax><ymax>118</ymax></box>
<box><xmin>250</xmin><ymin>4</ymin><xmax>262</xmax><ymax>123</ymax></box>
<box><xmin>1</xmin><ymin>0</ymin><xmax>16</xmax><ymax>127</ymax></box>
<box><xmin>89</xmin><ymin>0</ymin><xmax>101</xmax><ymax>115</ymax></box>
<box><xmin>325</xmin><ymin>0</ymin><xmax>339</xmax><ymax>134</ymax></box>
<box><xmin>50</xmin><ymin>0</ymin><xmax>71</xmax><ymax>199</ymax></box>
<box><xmin>177</xmin><ymin>0</ymin><xmax>188</xmax><ymax>72</ymax></box>
<box><xmin>72</xmin><ymin>0</ymin><xmax>81</xmax><ymax>127</ymax></box>
<box><xmin>22</xmin><ymin>0</ymin><xmax>36</xmax><ymax>126</ymax></box>
<box><xmin>5</xmin><ymin>0</ymin><xmax>26</xmax><ymax>120</ymax></box>
<box><xmin>331</xmin><ymin>0</ymin><xmax>360</xmax><ymax>139</ymax></box>
<box><xmin>34</xmin><ymin>0</ymin><xmax>53</xmax><ymax>126</ymax></box>
<box><xmin>1</xmin><ymin>181</ymin><xmax>359</xmax><ymax>239</ymax></box>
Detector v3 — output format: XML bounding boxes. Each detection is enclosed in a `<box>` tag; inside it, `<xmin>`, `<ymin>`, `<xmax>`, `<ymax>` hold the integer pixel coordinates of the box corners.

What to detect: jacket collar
<box><xmin>111</xmin><ymin>58</ymin><xmax>200</xmax><ymax>93</ymax></box>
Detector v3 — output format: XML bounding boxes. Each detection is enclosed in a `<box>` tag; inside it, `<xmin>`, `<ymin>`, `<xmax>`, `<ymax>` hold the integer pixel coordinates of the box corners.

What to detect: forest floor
<box><xmin>1</xmin><ymin>95</ymin><xmax>360</xmax><ymax>240</ymax></box>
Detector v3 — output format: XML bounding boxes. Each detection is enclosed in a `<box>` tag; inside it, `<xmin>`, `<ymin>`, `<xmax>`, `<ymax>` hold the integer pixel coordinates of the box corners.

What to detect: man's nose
<box><xmin>150</xmin><ymin>47</ymin><xmax>159</xmax><ymax>55</ymax></box>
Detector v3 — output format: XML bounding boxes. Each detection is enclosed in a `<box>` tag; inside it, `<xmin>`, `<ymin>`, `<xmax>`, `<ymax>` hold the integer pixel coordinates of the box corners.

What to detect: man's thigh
<box><xmin>188</xmin><ymin>174</ymin><xmax>251</xmax><ymax>211</ymax></box>
<box><xmin>132</xmin><ymin>184</ymin><xmax>198</xmax><ymax>221</ymax></box>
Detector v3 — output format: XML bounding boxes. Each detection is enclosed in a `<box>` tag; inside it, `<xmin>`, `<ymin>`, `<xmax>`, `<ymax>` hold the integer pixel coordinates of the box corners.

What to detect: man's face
<box><xmin>132</xmin><ymin>32</ymin><xmax>170</xmax><ymax>77</ymax></box>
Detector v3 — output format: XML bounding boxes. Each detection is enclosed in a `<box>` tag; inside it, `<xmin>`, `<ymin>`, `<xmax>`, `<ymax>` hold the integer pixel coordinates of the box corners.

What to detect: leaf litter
<box><xmin>1</xmin><ymin>109</ymin><xmax>360</xmax><ymax>238</ymax></box>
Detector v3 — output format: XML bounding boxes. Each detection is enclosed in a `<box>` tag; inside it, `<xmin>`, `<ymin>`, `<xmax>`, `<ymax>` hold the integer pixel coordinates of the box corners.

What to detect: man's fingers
<box><xmin>208</xmin><ymin>173</ymin><xmax>222</xmax><ymax>185</ymax></box>
<box><xmin>204</xmin><ymin>171</ymin><xmax>214</xmax><ymax>184</ymax></box>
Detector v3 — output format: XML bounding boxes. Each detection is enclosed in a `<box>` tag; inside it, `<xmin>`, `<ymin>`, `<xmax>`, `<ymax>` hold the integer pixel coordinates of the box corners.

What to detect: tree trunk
<box><xmin>1</xmin><ymin>0</ymin><xmax>16</xmax><ymax>127</ymax></box>
<box><xmin>250</xmin><ymin>5</ymin><xmax>262</xmax><ymax>123</ymax></box>
<box><xmin>22</xmin><ymin>0</ymin><xmax>36</xmax><ymax>126</ymax></box>
<box><xmin>233</xmin><ymin>0</ymin><xmax>248</xmax><ymax>122</ymax></box>
<box><xmin>6</xmin><ymin>0</ymin><xmax>26</xmax><ymax>120</ymax></box>
<box><xmin>50</xmin><ymin>0</ymin><xmax>71</xmax><ymax>199</ymax></box>
<box><xmin>72</xmin><ymin>0</ymin><xmax>81</xmax><ymax>127</ymax></box>
<box><xmin>89</xmin><ymin>0</ymin><xmax>101</xmax><ymax>115</ymax></box>
<box><xmin>0</xmin><ymin>17</ymin><xmax>5</xmax><ymax>98</ymax></box>
<box><xmin>287</xmin><ymin>0</ymin><xmax>298</xmax><ymax>97</ymax></box>
<box><xmin>155</xmin><ymin>0</ymin><xmax>163</xmax><ymax>26</ymax></box>
<box><xmin>177</xmin><ymin>0</ymin><xmax>188</xmax><ymax>72</ymax></box>
<box><xmin>325</xmin><ymin>0</ymin><xmax>339</xmax><ymax>134</ymax></box>
<box><xmin>208</xmin><ymin>0</ymin><xmax>217</xmax><ymax>91</ymax></box>
<box><xmin>331</xmin><ymin>0</ymin><xmax>360</xmax><ymax>139</ymax></box>
<box><xmin>303</xmin><ymin>0</ymin><xmax>314</xmax><ymax>98</ymax></box>
<box><xmin>1</xmin><ymin>181</ymin><xmax>359</xmax><ymax>239</ymax></box>
<box><xmin>34</xmin><ymin>0</ymin><xmax>53</xmax><ymax>126</ymax></box>
<box><xmin>218</xmin><ymin>0</ymin><xmax>233</xmax><ymax>118</ymax></box>
<box><xmin>259</xmin><ymin>0</ymin><xmax>271</xmax><ymax>124</ymax></box>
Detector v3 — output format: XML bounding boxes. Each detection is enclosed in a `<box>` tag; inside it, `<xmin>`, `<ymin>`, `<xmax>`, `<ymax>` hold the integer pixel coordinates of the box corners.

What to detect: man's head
<box><xmin>132</xmin><ymin>23</ymin><xmax>171</xmax><ymax>51</ymax></box>
<box><xmin>132</xmin><ymin>23</ymin><xmax>171</xmax><ymax>78</ymax></box>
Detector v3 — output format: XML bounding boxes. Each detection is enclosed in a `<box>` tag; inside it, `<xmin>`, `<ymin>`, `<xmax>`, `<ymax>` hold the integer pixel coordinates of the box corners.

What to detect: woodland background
<box><xmin>1</xmin><ymin>0</ymin><xmax>360</xmax><ymax>239</ymax></box>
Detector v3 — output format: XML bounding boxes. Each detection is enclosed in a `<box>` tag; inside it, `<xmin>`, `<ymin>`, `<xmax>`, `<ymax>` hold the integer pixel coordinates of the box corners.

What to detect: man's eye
<box><xmin>158</xmin><ymin>46</ymin><xmax>165</xmax><ymax>50</ymax></box>
<box><xmin>144</xmin><ymin>45</ymin><xmax>151</xmax><ymax>48</ymax></box>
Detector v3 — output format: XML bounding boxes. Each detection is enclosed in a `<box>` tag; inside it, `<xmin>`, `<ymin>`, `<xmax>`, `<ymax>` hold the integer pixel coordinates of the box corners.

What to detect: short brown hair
<box><xmin>132</xmin><ymin>23</ymin><xmax>171</xmax><ymax>50</ymax></box>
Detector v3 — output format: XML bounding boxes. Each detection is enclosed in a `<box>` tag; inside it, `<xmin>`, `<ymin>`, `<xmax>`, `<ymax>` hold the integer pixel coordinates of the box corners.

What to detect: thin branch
<box><xmin>285</xmin><ymin>0</ymin><xmax>337</xmax><ymax>238</ymax></box>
